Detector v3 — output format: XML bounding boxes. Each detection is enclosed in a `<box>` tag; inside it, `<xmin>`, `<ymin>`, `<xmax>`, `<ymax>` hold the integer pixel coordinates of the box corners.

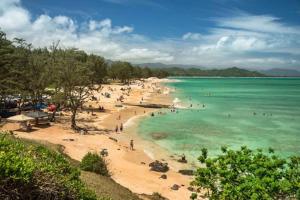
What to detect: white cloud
<box><xmin>118</xmin><ymin>48</ymin><xmax>174</xmax><ymax>62</ymax></box>
<box><xmin>0</xmin><ymin>0</ymin><xmax>299</xmax><ymax>69</ymax></box>
<box><xmin>217</xmin><ymin>13</ymin><xmax>300</xmax><ymax>34</ymax></box>
<box><xmin>179</xmin><ymin>12</ymin><xmax>300</xmax><ymax>69</ymax></box>
<box><xmin>182</xmin><ymin>32</ymin><xmax>202</xmax><ymax>40</ymax></box>
<box><xmin>0</xmin><ymin>0</ymin><xmax>172</xmax><ymax>63</ymax></box>
<box><xmin>214</xmin><ymin>36</ymin><xmax>267</xmax><ymax>51</ymax></box>
<box><xmin>0</xmin><ymin>0</ymin><xmax>30</xmax><ymax>31</ymax></box>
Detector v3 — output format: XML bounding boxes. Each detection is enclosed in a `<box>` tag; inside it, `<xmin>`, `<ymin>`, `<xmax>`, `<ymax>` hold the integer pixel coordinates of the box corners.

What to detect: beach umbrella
<box><xmin>7</xmin><ymin>114</ymin><xmax>34</xmax><ymax>122</ymax></box>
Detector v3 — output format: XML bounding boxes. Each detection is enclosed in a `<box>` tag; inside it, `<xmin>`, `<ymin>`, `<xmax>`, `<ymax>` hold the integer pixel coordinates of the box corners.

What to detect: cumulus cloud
<box><xmin>0</xmin><ymin>0</ymin><xmax>299</xmax><ymax>69</ymax></box>
<box><xmin>0</xmin><ymin>0</ymin><xmax>172</xmax><ymax>63</ymax></box>
<box><xmin>118</xmin><ymin>48</ymin><xmax>174</xmax><ymax>62</ymax></box>
<box><xmin>180</xmin><ymin>12</ymin><xmax>300</xmax><ymax>69</ymax></box>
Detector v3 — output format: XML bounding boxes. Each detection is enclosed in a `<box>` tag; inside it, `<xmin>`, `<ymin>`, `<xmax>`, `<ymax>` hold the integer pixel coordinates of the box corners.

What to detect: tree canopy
<box><xmin>0</xmin><ymin>30</ymin><xmax>169</xmax><ymax>127</ymax></box>
<box><xmin>191</xmin><ymin>146</ymin><xmax>300</xmax><ymax>200</ymax></box>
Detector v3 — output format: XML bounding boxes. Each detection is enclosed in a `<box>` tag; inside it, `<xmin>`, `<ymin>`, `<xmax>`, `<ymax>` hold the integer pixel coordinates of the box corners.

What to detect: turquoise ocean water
<box><xmin>138</xmin><ymin>78</ymin><xmax>300</xmax><ymax>160</ymax></box>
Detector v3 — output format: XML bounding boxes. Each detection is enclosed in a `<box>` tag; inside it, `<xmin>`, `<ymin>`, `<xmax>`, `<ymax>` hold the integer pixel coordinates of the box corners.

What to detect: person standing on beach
<box><xmin>115</xmin><ymin>125</ymin><xmax>118</xmax><ymax>133</ymax></box>
<box><xmin>130</xmin><ymin>140</ymin><xmax>134</xmax><ymax>150</ymax></box>
<box><xmin>120</xmin><ymin>123</ymin><xmax>123</xmax><ymax>132</ymax></box>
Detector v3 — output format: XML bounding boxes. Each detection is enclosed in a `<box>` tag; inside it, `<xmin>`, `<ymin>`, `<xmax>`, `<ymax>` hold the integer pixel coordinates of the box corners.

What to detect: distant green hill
<box><xmin>150</xmin><ymin>67</ymin><xmax>266</xmax><ymax>77</ymax></box>
<box><xmin>137</xmin><ymin>62</ymin><xmax>266</xmax><ymax>77</ymax></box>
<box><xmin>259</xmin><ymin>68</ymin><xmax>300</xmax><ymax>77</ymax></box>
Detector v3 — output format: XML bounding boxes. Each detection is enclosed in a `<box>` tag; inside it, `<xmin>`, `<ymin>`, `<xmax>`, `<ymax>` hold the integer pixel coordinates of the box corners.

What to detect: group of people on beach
<box><xmin>98</xmin><ymin>106</ymin><xmax>105</xmax><ymax>112</ymax></box>
<box><xmin>115</xmin><ymin>123</ymin><xmax>123</xmax><ymax>133</ymax></box>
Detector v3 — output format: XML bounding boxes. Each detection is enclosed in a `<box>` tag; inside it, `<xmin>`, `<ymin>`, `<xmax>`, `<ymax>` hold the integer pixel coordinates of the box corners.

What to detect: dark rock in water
<box><xmin>187</xmin><ymin>186</ymin><xmax>194</xmax><ymax>192</ymax></box>
<box><xmin>160</xmin><ymin>174</ymin><xmax>167</xmax><ymax>179</ymax></box>
<box><xmin>178</xmin><ymin>154</ymin><xmax>187</xmax><ymax>163</ymax></box>
<box><xmin>149</xmin><ymin>160</ymin><xmax>169</xmax><ymax>172</ymax></box>
<box><xmin>151</xmin><ymin>132</ymin><xmax>168</xmax><ymax>140</ymax></box>
<box><xmin>178</xmin><ymin>169</ymin><xmax>194</xmax><ymax>176</ymax></box>
<box><xmin>171</xmin><ymin>184</ymin><xmax>180</xmax><ymax>190</ymax></box>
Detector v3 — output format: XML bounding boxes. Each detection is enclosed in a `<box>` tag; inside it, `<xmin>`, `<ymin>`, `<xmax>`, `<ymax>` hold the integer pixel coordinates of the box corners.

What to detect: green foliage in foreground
<box><xmin>0</xmin><ymin>132</ymin><xmax>96</xmax><ymax>200</ymax></box>
<box><xmin>192</xmin><ymin>146</ymin><xmax>300</xmax><ymax>200</ymax></box>
<box><xmin>80</xmin><ymin>152</ymin><xmax>110</xmax><ymax>177</ymax></box>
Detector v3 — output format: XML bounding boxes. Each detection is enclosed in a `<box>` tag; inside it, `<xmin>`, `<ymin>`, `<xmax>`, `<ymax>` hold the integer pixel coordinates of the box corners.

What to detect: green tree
<box><xmin>109</xmin><ymin>61</ymin><xmax>134</xmax><ymax>84</ymax></box>
<box><xmin>0</xmin><ymin>31</ymin><xmax>18</xmax><ymax>102</ymax></box>
<box><xmin>141</xmin><ymin>67</ymin><xmax>153</xmax><ymax>78</ymax></box>
<box><xmin>192</xmin><ymin>146</ymin><xmax>300</xmax><ymax>200</ymax></box>
<box><xmin>54</xmin><ymin>49</ymin><xmax>95</xmax><ymax>129</ymax></box>
<box><xmin>22</xmin><ymin>48</ymin><xmax>52</xmax><ymax>105</ymax></box>
<box><xmin>87</xmin><ymin>54</ymin><xmax>108</xmax><ymax>84</ymax></box>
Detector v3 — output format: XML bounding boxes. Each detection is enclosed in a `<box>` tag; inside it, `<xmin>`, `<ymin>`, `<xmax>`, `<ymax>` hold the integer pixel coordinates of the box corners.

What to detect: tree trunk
<box><xmin>71</xmin><ymin>109</ymin><xmax>77</xmax><ymax>129</ymax></box>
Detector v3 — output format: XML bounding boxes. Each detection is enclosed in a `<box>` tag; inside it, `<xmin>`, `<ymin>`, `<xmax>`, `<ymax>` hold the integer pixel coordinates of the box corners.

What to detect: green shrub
<box><xmin>0</xmin><ymin>132</ymin><xmax>97</xmax><ymax>200</ymax></box>
<box><xmin>192</xmin><ymin>146</ymin><xmax>300</xmax><ymax>200</ymax></box>
<box><xmin>80</xmin><ymin>152</ymin><xmax>110</xmax><ymax>176</ymax></box>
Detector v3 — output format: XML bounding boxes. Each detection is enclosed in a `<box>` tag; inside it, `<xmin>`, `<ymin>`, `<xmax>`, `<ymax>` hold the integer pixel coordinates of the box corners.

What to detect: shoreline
<box><xmin>0</xmin><ymin>78</ymin><xmax>194</xmax><ymax>200</ymax></box>
<box><xmin>104</xmin><ymin>79</ymin><xmax>195</xmax><ymax>198</ymax></box>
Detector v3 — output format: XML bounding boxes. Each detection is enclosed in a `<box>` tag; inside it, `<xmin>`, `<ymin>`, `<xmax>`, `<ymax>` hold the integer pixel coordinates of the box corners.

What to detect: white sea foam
<box><xmin>143</xmin><ymin>149</ymin><xmax>155</xmax><ymax>160</ymax></box>
<box><xmin>123</xmin><ymin>115</ymin><xmax>140</xmax><ymax>128</ymax></box>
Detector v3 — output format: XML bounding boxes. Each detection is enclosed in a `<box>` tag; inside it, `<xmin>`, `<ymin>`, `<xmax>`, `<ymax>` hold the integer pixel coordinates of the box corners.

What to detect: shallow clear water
<box><xmin>138</xmin><ymin>78</ymin><xmax>300</xmax><ymax>160</ymax></box>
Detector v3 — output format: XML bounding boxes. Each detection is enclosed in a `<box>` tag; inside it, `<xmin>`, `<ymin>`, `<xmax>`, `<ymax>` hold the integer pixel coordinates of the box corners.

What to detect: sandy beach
<box><xmin>1</xmin><ymin>78</ymin><xmax>194</xmax><ymax>200</ymax></box>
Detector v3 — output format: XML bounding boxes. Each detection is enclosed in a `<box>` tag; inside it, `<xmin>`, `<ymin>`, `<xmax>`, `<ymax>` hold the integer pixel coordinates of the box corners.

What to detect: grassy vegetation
<box><xmin>81</xmin><ymin>170</ymin><xmax>168</xmax><ymax>200</ymax></box>
<box><xmin>140</xmin><ymin>192</ymin><xmax>168</xmax><ymax>200</ymax></box>
<box><xmin>0</xmin><ymin>131</ymin><xmax>144</xmax><ymax>200</ymax></box>
<box><xmin>0</xmin><ymin>131</ymin><xmax>96</xmax><ymax>200</ymax></box>
<box><xmin>81</xmin><ymin>171</ymin><xmax>141</xmax><ymax>200</ymax></box>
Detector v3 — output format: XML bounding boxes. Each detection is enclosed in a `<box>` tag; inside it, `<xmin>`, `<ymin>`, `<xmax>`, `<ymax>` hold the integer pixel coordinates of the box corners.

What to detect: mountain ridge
<box><xmin>137</xmin><ymin>63</ymin><xmax>300</xmax><ymax>77</ymax></box>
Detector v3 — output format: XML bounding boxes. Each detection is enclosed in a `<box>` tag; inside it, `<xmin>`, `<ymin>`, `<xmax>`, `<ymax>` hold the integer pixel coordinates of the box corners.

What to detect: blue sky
<box><xmin>1</xmin><ymin>0</ymin><xmax>300</xmax><ymax>69</ymax></box>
